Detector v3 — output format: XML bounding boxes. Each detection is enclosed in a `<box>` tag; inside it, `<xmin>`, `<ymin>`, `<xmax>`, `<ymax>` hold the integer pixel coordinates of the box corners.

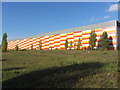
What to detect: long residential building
<box><xmin>8</xmin><ymin>20</ymin><xmax>120</xmax><ymax>50</ymax></box>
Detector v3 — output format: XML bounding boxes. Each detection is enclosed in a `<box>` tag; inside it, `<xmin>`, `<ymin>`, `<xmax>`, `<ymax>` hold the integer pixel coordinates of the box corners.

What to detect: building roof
<box><xmin>9</xmin><ymin>20</ymin><xmax>117</xmax><ymax>41</ymax></box>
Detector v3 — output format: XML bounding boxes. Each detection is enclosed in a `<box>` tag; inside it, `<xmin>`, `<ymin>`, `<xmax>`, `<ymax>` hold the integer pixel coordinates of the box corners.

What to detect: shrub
<box><xmin>39</xmin><ymin>39</ymin><xmax>42</xmax><ymax>50</ymax></box>
<box><xmin>77</xmin><ymin>37</ymin><xmax>81</xmax><ymax>50</ymax></box>
<box><xmin>31</xmin><ymin>44</ymin><xmax>33</xmax><ymax>50</ymax></box>
<box><xmin>69</xmin><ymin>41</ymin><xmax>73</xmax><ymax>50</ymax></box>
<box><xmin>50</xmin><ymin>47</ymin><xmax>53</xmax><ymax>50</ymax></box>
<box><xmin>65</xmin><ymin>39</ymin><xmax>68</xmax><ymax>50</ymax></box>
<box><xmin>15</xmin><ymin>45</ymin><xmax>19</xmax><ymax>51</ymax></box>
<box><xmin>74</xmin><ymin>42</ymin><xmax>77</xmax><ymax>50</ymax></box>
<box><xmin>55</xmin><ymin>48</ymin><xmax>58</xmax><ymax>50</ymax></box>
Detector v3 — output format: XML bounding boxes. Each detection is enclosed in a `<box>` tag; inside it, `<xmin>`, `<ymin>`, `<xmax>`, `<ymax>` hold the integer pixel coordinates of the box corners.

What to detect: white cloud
<box><xmin>90</xmin><ymin>17</ymin><xmax>95</xmax><ymax>22</ymax></box>
<box><xmin>103</xmin><ymin>15</ymin><xmax>110</xmax><ymax>19</ymax></box>
<box><xmin>90</xmin><ymin>15</ymin><xmax>110</xmax><ymax>22</ymax></box>
<box><xmin>90</xmin><ymin>17</ymin><xmax>101</xmax><ymax>22</ymax></box>
<box><xmin>107</xmin><ymin>3</ymin><xmax>120</xmax><ymax>12</ymax></box>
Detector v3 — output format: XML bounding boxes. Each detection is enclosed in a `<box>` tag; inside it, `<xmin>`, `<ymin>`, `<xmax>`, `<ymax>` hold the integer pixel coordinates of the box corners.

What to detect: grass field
<box><xmin>2</xmin><ymin>50</ymin><xmax>119</xmax><ymax>88</ymax></box>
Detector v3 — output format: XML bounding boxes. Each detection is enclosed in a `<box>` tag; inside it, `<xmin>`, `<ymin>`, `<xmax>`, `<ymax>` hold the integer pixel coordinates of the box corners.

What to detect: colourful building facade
<box><xmin>8</xmin><ymin>20</ymin><xmax>120</xmax><ymax>50</ymax></box>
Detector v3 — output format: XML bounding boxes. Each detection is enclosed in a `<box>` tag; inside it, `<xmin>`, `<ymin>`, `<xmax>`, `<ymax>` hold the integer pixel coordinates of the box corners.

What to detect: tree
<box><xmin>74</xmin><ymin>42</ymin><xmax>77</xmax><ymax>50</ymax></box>
<box><xmin>101</xmin><ymin>31</ymin><xmax>109</xmax><ymax>50</ymax></box>
<box><xmin>55</xmin><ymin>48</ymin><xmax>58</xmax><ymax>50</ymax></box>
<box><xmin>50</xmin><ymin>47</ymin><xmax>52</xmax><ymax>50</ymax></box>
<box><xmin>89</xmin><ymin>30</ymin><xmax>97</xmax><ymax>50</ymax></box>
<box><xmin>65</xmin><ymin>39</ymin><xmax>68</xmax><ymax>50</ymax></box>
<box><xmin>69</xmin><ymin>41</ymin><xmax>72</xmax><ymax>50</ymax></box>
<box><xmin>2</xmin><ymin>33</ymin><xmax>8</xmax><ymax>52</ymax></box>
<box><xmin>39</xmin><ymin>39</ymin><xmax>42</xmax><ymax>50</ymax></box>
<box><xmin>31</xmin><ymin>44</ymin><xmax>33</xmax><ymax>50</ymax></box>
<box><xmin>15</xmin><ymin>45</ymin><xmax>19</xmax><ymax>51</ymax></box>
<box><xmin>108</xmin><ymin>36</ymin><xmax>114</xmax><ymax>50</ymax></box>
<box><xmin>77</xmin><ymin>37</ymin><xmax>81</xmax><ymax>50</ymax></box>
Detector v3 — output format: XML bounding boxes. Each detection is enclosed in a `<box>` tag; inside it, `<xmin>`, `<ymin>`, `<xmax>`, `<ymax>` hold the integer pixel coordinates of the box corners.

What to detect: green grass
<box><xmin>2</xmin><ymin>50</ymin><xmax>119</xmax><ymax>88</ymax></box>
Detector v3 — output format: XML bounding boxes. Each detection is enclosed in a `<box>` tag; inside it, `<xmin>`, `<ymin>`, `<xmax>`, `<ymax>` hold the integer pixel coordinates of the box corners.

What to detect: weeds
<box><xmin>2</xmin><ymin>50</ymin><xmax>118</xmax><ymax>88</ymax></box>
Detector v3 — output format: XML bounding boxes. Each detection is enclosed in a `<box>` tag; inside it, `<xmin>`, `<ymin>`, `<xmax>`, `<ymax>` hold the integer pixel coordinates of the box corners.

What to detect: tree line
<box><xmin>63</xmin><ymin>30</ymin><xmax>111</xmax><ymax>50</ymax></box>
<box><xmin>1</xmin><ymin>30</ymin><xmax>112</xmax><ymax>52</ymax></box>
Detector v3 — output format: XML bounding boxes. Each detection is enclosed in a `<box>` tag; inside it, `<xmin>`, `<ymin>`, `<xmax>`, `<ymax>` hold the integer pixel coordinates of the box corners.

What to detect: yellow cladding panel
<box><xmin>67</xmin><ymin>32</ymin><xmax>74</xmax><ymax>34</ymax></box>
<box><xmin>107</xmin><ymin>30</ymin><xmax>116</xmax><ymax>32</ymax></box>
<box><xmin>109</xmin><ymin>36</ymin><xmax>116</xmax><ymax>38</ymax></box>
<box><xmin>44</xmin><ymin>46</ymin><xmax>49</xmax><ymax>48</ymax></box>
<box><xmin>60</xmin><ymin>34</ymin><xmax>66</xmax><ymax>36</ymax></box>
<box><xmin>49</xmin><ymin>41</ymin><xmax>54</xmax><ymax>42</ymax></box>
<box><xmin>44</xmin><ymin>44</ymin><xmax>49</xmax><ymax>45</ymax></box>
<box><xmin>68</xmin><ymin>41</ymin><xmax>73</xmax><ymax>43</ymax></box>
<box><xmin>82</xmin><ymin>30</ymin><xmax>91</xmax><ymax>34</ymax></box>
<box><xmin>74</xmin><ymin>34</ymin><xmax>82</xmax><ymax>36</ymax></box>
<box><xmin>67</xmin><ymin>36</ymin><xmax>74</xmax><ymax>38</ymax></box>
<box><xmin>49</xmin><ymin>35</ymin><xmax>54</xmax><ymax>37</ymax></box>
<box><xmin>23</xmin><ymin>44</ymin><xmax>28</xmax><ymax>47</ymax></box>
<box><xmin>49</xmin><ymin>43</ymin><xmax>54</xmax><ymax>44</ymax></box>
<box><xmin>96</xmin><ymin>33</ymin><xmax>103</xmax><ymax>35</ymax></box>
<box><xmin>40</xmin><ymin>38</ymin><xmax>44</xmax><ymax>40</ymax></box>
<box><xmin>108</xmin><ymin>36</ymin><xmax>116</xmax><ymax>39</ymax></box>
<box><xmin>60</xmin><ymin>42</ymin><xmax>65</xmax><ymax>44</ymax></box>
<box><xmin>54</xmin><ymin>43</ymin><xmax>60</xmax><ymax>45</ymax></box>
<box><xmin>82</xmin><ymin>41</ymin><xmax>89</xmax><ymax>43</ymax></box>
<box><xmin>94</xmin><ymin>28</ymin><xmax>102</xmax><ymax>30</ymax></box>
<box><xmin>36</xmin><ymin>46</ymin><xmax>39</xmax><ymax>48</ymax></box>
<box><xmin>60</xmin><ymin>38</ymin><xmax>66</xmax><ymax>40</ymax></box>
<box><xmin>49</xmin><ymin>39</ymin><xmax>54</xmax><ymax>40</ymax></box>
<box><xmin>74</xmin><ymin>38</ymin><xmax>79</xmax><ymax>40</ymax></box>
<box><xmin>32</xmin><ymin>38</ymin><xmax>37</xmax><ymax>40</ymax></box>
<box><xmin>82</xmin><ymin>36</ymin><xmax>90</xmax><ymax>38</ymax></box>
<box><xmin>68</xmin><ymin>45</ymin><xmax>73</xmax><ymax>47</ymax></box>
<box><xmin>60</xmin><ymin>46</ymin><xmax>64</xmax><ymax>48</ymax></box>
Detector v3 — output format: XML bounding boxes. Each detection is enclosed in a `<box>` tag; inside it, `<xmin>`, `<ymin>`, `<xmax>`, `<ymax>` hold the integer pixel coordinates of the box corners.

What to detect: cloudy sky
<box><xmin>2</xmin><ymin>2</ymin><xmax>119</xmax><ymax>41</ymax></box>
